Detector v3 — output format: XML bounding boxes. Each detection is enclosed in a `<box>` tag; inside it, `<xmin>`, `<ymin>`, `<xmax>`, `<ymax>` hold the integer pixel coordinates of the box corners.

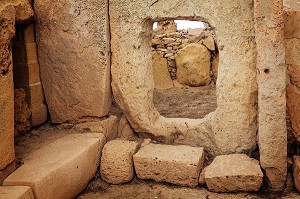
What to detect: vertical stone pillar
<box><xmin>0</xmin><ymin>5</ymin><xmax>16</xmax><ymax>171</ymax></box>
<box><xmin>254</xmin><ymin>0</ymin><xmax>287</xmax><ymax>191</ymax></box>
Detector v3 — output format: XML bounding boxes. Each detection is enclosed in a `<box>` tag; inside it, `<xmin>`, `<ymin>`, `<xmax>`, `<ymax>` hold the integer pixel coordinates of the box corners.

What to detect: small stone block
<box><xmin>100</xmin><ymin>140</ymin><xmax>139</xmax><ymax>184</ymax></box>
<box><xmin>30</xmin><ymin>103</ymin><xmax>47</xmax><ymax>127</ymax></box>
<box><xmin>133</xmin><ymin>144</ymin><xmax>205</xmax><ymax>187</ymax></box>
<box><xmin>0</xmin><ymin>186</ymin><xmax>34</xmax><ymax>199</ymax></box>
<box><xmin>24</xmin><ymin>24</ymin><xmax>35</xmax><ymax>43</ymax></box>
<box><xmin>205</xmin><ymin>154</ymin><xmax>263</xmax><ymax>192</ymax></box>
<box><xmin>3</xmin><ymin>133</ymin><xmax>106</xmax><ymax>199</ymax></box>
<box><xmin>25</xmin><ymin>43</ymin><xmax>38</xmax><ymax>65</ymax></box>
<box><xmin>23</xmin><ymin>83</ymin><xmax>45</xmax><ymax>107</ymax></box>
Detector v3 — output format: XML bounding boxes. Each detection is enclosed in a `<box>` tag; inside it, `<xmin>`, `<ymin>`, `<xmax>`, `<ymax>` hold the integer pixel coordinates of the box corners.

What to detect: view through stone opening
<box><xmin>151</xmin><ymin>19</ymin><xmax>218</xmax><ymax>119</ymax></box>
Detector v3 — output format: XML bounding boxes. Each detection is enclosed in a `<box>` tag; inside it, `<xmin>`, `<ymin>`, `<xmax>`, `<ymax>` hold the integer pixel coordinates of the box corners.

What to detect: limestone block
<box><xmin>255</xmin><ymin>0</ymin><xmax>287</xmax><ymax>190</ymax></box>
<box><xmin>205</xmin><ymin>154</ymin><xmax>263</xmax><ymax>192</ymax></box>
<box><xmin>3</xmin><ymin>133</ymin><xmax>106</xmax><ymax>199</ymax></box>
<box><xmin>293</xmin><ymin>156</ymin><xmax>300</xmax><ymax>192</ymax></box>
<box><xmin>25</xmin><ymin>43</ymin><xmax>37</xmax><ymax>65</ymax></box>
<box><xmin>152</xmin><ymin>52</ymin><xmax>174</xmax><ymax>89</ymax></box>
<box><xmin>133</xmin><ymin>144</ymin><xmax>205</xmax><ymax>187</ymax></box>
<box><xmin>34</xmin><ymin>0</ymin><xmax>112</xmax><ymax>123</ymax></box>
<box><xmin>30</xmin><ymin>104</ymin><xmax>47</xmax><ymax>127</ymax></box>
<box><xmin>202</xmin><ymin>36</ymin><xmax>215</xmax><ymax>51</ymax></box>
<box><xmin>13</xmin><ymin>63</ymin><xmax>41</xmax><ymax>86</ymax></box>
<box><xmin>0</xmin><ymin>186</ymin><xmax>34</xmax><ymax>199</ymax></box>
<box><xmin>100</xmin><ymin>140</ymin><xmax>139</xmax><ymax>184</ymax></box>
<box><xmin>117</xmin><ymin>115</ymin><xmax>136</xmax><ymax>140</ymax></box>
<box><xmin>176</xmin><ymin>43</ymin><xmax>211</xmax><ymax>86</ymax></box>
<box><xmin>14</xmin><ymin>88</ymin><xmax>31</xmax><ymax>136</ymax></box>
<box><xmin>23</xmin><ymin>83</ymin><xmax>44</xmax><ymax>107</ymax></box>
<box><xmin>73</xmin><ymin>115</ymin><xmax>118</xmax><ymax>141</ymax></box>
<box><xmin>0</xmin><ymin>0</ymin><xmax>33</xmax><ymax>22</ymax></box>
<box><xmin>24</xmin><ymin>24</ymin><xmax>35</xmax><ymax>43</ymax></box>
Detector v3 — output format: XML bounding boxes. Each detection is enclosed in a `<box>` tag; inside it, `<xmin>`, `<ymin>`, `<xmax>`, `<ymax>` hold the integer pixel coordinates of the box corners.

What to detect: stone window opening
<box><xmin>151</xmin><ymin>19</ymin><xmax>219</xmax><ymax>119</ymax></box>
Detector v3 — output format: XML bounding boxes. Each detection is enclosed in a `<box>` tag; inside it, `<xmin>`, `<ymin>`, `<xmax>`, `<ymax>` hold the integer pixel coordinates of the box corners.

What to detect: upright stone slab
<box><xmin>3</xmin><ymin>133</ymin><xmax>106</xmax><ymax>199</ymax></box>
<box><xmin>0</xmin><ymin>186</ymin><xmax>34</xmax><ymax>199</ymax></box>
<box><xmin>133</xmin><ymin>144</ymin><xmax>205</xmax><ymax>187</ymax></box>
<box><xmin>34</xmin><ymin>0</ymin><xmax>112</xmax><ymax>123</ymax></box>
<box><xmin>100</xmin><ymin>140</ymin><xmax>139</xmax><ymax>184</ymax></box>
<box><xmin>254</xmin><ymin>0</ymin><xmax>287</xmax><ymax>190</ymax></box>
<box><xmin>205</xmin><ymin>154</ymin><xmax>263</xmax><ymax>192</ymax></box>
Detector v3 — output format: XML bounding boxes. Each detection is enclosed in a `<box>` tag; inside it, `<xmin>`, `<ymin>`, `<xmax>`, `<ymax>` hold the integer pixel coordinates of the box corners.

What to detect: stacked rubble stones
<box><xmin>151</xmin><ymin>26</ymin><xmax>219</xmax><ymax>86</ymax></box>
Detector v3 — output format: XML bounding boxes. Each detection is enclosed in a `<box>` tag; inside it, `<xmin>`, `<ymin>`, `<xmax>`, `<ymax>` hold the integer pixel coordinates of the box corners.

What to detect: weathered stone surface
<box><xmin>205</xmin><ymin>154</ymin><xmax>263</xmax><ymax>192</ymax></box>
<box><xmin>14</xmin><ymin>88</ymin><xmax>31</xmax><ymax>136</ymax></box>
<box><xmin>3</xmin><ymin>133</ymin><xmax>106</xmax><ymax>199</ymax></box>
<box><xmin>285</xmin><ymin>1</ymin><xmax>300</xmax><ymax>143</ymax></box>
<box><xmin>293</xmin><ymin>156</ymin><xmax>300</xmax><ymax>192</ymax></box>
<box><xmin>198</xmin><ymin>167</ymin><xmax>207</xmax><ymax>186</ymax></box>
<box><xmin>100</xmin><ymin>140</ymin><xmax>138</xmax><ymax>184</ymax></box>
<box><xmin>0</xmin><ymin>6</ymin><xmax>15</xmax><ymax>171</ymax></box>
<box><xmin>34</xmin><ymin>0</ymin><xmax>112</xmax><ymax>123</ymax></box>
<box><xmin>1</xmin><ymin>0</ymin><xmax>33</xmax><ymax>22</ymax></box>
<box><xmin>0</xmin><ymin>186</ymin><xmax>34</xmax><ymax>199</ymax></box>
<box><xmin>0</xmin><ymin>162</ymin><xmax>16</xmax><ymax>185</ymax></box>
<box><xmin>202</xmin><ymin>36</ymin><xmax>215</xmax><ymax>51</ymax></box>
<box><xmin>152</xmin><ymin>52</ymin><xmax>173</xmax><ymax>89</ymax></box>
<box><xmin>133</xmin><ymin>144</ymin><xmax>205</xmax><ymax>187</ymax></box>
<box><xmin>110</xmin><ymin>0</ymin><xmax>257</xmax><ymax>156</ymax></box>
<box><xmin>175</xmin><ymin>43</ymin><xmax>211</xmax><ymax>86</ymax></box>
<box><xmin>212</xmin><ymin>55</ymin><xmax>219</xmax><ymax>83</ymax></box>
<box><xmin>255</xmin><ymin>0</ymin><xmax>287</xmax><ymax>190</ymax></box>
<box><xmin>73</xmin><ymin>115</ymin><xmax>118</xmax><ymax>141</ymax></box>
<box><xmin>117</xmin><ymin>115</ymin><xmax>136</xmax><ymax>140</ymax></box>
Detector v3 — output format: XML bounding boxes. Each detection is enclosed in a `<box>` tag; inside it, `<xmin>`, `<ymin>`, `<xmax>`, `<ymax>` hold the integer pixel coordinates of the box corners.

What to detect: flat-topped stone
<box><xmin>205</xmin><ymin>154</ymin><xmax>263</xmax><ymax>192</ymax></box>
<box><xmin>3</xmin><ymin>133</ymin><xmax>106</xmax><ymax>199</ymax></box>
<box><xmin>133</xmin><ymin>144</ymin><xmax>205</xmax><ymax>187</ymax></box>
<box><xmin>0</xmin><ymin>186</ymin><xmax>34</xmax><ymax>199</ymax></box>
<box><xmin>100</xmin><ymin>140</ymin><xmax>139</xmax><ymax>184</ymax></box>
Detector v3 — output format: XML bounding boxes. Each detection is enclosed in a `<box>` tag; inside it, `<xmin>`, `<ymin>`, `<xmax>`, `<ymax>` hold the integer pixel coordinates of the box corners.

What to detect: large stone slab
<box><xmin>205</xmin><ymin>154</ymin><xmax>263</xmax><ymax>192</ymax></box>
<box><xmin>34</xmin><ymin>0</ymin><xmax>112</xmax><ymax>123</ymax></box>
<box><xmin>100</xmin><ymin>140</ymin><xmax>139</xmax><ymax>184</ymax></box>
<box><xmin>133</xmin><ymin>144</ymin><xmax>205</xmax><ymax>187</ymax></box>
<box><xmin>254</xmin><ymin>0</ymin><xmax>287</xmax><ymax>190</ymax></box>
<box><xmin>152</xmin><ymin>51</ymin><xmax>173</xmax><ymax>89</ymax></box>
<box><xmin>285</xmin><ymin>0</ymin><xmax>300</xmax><ymax>142</ymax></box>
<box><xmin>110</xmin><ymin>0</ymin><xmax>258</xmax><ymax>156</ymax></box>
<box><xmin>0</xmin><ymin>186</ymin><xmax>34</xmax><ymax>199</ymax></box>
<box><xmin>175</xmin><ymin>43</ymin><xmax>211</xmax><ymax>86</ymax></box>
<box><xmin>3</xmin><ymin>133</ymin><xmax>106</xmax><ymax>199</ymax></box>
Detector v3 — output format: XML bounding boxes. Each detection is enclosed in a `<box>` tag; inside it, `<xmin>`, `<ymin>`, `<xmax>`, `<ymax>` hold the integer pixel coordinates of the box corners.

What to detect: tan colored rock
<box><xmin>205</xmin><ymin>154</ymin><xmax>263</xmax><ymax>192</ymax></box>
<box><xmin>117</xmin><ymin>115</ymin><xmax>136</xmax><ymax>140</ymax></box>
<box><xmin>34</xmin><ymin>0</ymin><xmax>112</xmax><ymax>123</ymax></box>
<box><xmin>212</xmin><ymin>55</ymin><xmax>219</xmax><ymax>83</ymax></box>
<box><xmin>175</xmin><ymin>43</ymin><xmax>211</xmax><ymax>86</ymax></box>
<box><xmin>202</xmin><ymin>36</ymin><xmax>215</xmax><ymax>51</ymax></box>
<box><xmin>198</xmin><ymin>167</ymin><xmax>207</xmax><ymax>186</ymax></box>
<box><xmin>293</xmin><ymin>156</ymin><xmax>300</xmax><ymax>192</ymax></box>
<box><xmin>0</xmin><ymin>162</ymin><xmax>16</xmax><ymax>185</ymax></box>
<box><xmin>133</xmin><ymin>144</ymin><xmax>205</xmax><ymax>187</ymax></box>
<box><xmin>0</xmin><ymin>186</ymin><xmax>34</xmax><ymax>199</ymax></box>
<box><xmin>255</xmin><ymin>0</ymin><xmax>287</xmax><ymax>191</ymax></box>
<box><xmin>0</xmin><ymin>0</ymin><xmax>33</xmax><ymax>22</ymax></box>
<box><xmin>100</xmin><ymin>140</ymin><xmax>139</xmax><ymax>184</ymax></box>
<box><xmin>152</xmin><ymin>51</ymin><xmax>174</xmax><ymax>89</ymax></box>
<box><xmin>3</xmin><ymin>133</ymin><xmax>106</xmax><ymax>199</ymax></box>
<box><xmin>110</xmin><ymin>0</ymin><xmax>258</xmax><ymax>156</ymax></box>
<box><xmin>73</xmin><ymin>116</ymin><xmax>118</xmax><ymax>141</ymax></box>
<box><xmin>14</xmin><ymin>88</ymin><xmax>31</xmax><ymax>136</ymax></box>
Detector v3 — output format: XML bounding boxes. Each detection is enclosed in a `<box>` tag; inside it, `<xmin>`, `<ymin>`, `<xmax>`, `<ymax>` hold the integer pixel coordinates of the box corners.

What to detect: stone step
<box><xmin>0</xmin><ymin>186</ymin><xmax>34</xmax><ymax>199</ymax></box>
<box><xmin>133</xmin><ymin>143</ymin><xmax>205</xmax><ymax>187</ymax></box>
<box><xmin>205</xmin><ymin>154</ymin><xmax>263</xmax><ymax>192</ymax></box>
<box><xmin>3</xmin><ymin>133</ymin><xmax>106</xmax><ymax>199</ymax></box>
<box><xmin>100</xmin><ymin>140</ymin><xmax>139</xmax><ymax>184</ymax></box>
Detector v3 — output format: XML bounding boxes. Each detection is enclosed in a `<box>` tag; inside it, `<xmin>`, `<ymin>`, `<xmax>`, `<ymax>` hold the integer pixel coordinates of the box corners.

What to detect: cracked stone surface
<box><xmin>34</xmin><ymin>0</ymin><xmax>112</xmax><ymax>123</ymax></box>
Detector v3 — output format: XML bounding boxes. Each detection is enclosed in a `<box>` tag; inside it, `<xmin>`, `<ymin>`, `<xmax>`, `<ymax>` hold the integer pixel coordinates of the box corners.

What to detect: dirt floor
<box><xmin>13</xmin><ymin>86</ymin><xmax>300</xmax><ymax>199</ymax></box>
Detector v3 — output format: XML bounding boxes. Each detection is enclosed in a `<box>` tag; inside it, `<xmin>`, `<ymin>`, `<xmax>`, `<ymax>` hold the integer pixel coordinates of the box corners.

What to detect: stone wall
<box><xmin>0</xmin><ymin>0</ymin><xmax>33</xmax><ymax>171</ymax></box>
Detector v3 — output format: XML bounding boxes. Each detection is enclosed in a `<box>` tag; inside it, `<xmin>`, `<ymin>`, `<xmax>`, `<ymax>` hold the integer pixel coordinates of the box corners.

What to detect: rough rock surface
<box><xmin>3</xmin><ymin>133</ymin><xmax>106</xmax><ymax>199</ymax></box>
<box><xmin>100</xmin><ymin>140</ymin><xmax>139</xmax><ymax>184</ymax></box>
<box><xmin>285</xmin><ymin>0</ymin><xmax>300</xmax><ymax>142</ymax></box>
<box><xmin>152</xmin><ymin>51</ymin><xmax>174</xmax><ymax>89</ymax></box>
<box><xmin>117</xmin><ymin>115</ymin><xmax>136</xmax><ymax>140</ymax></box>
<box><xmin>0</xmin><ymin>186</ymin><xmax>34</xmax><ymax>199</ymax></box>
<box><xmin>205</xmin><ymin>154</ymin><xmax>263</xmax><ymax>192</ymax></box>
<box><xmin>255</xmin><ymin>0</ymin><xmax>287</xmax><ymax>190</ymax></box>
<box><xmin>73</xmin><ymin>116</ymin><xmax>118</xmax><ymax>141</ymax></box>
<box><xmin>14</xmin><ymin>88</ymin><xmax>31</xmax><ymax>136</ymax></box>
<box><xmin>133</xmin><ymin>144</ymin><xmax>205</xmax><ymax>187</ymax></box>
<box><xmin>110</xmin><ymin>0</ymin><xmax>257</xmax><ymax>156</ymax></box>
<box><xmin>0</xmin><ymin>0</ymin><xmax>33</xmax><ymax>170</ymax></box>
<box><xmin>34</xmin><ymin>0</ymin><xmax>112</xmax><ymax>123</ymax></box>
<box><xmin>293</xmin><ymin>156</ymin><xmax>300</xmax><ymax>192</ymax></box>
<box><xmin>175</xmin><ymin>43</ymin><xmax>211</xmax><ymax>86</ymax></box>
